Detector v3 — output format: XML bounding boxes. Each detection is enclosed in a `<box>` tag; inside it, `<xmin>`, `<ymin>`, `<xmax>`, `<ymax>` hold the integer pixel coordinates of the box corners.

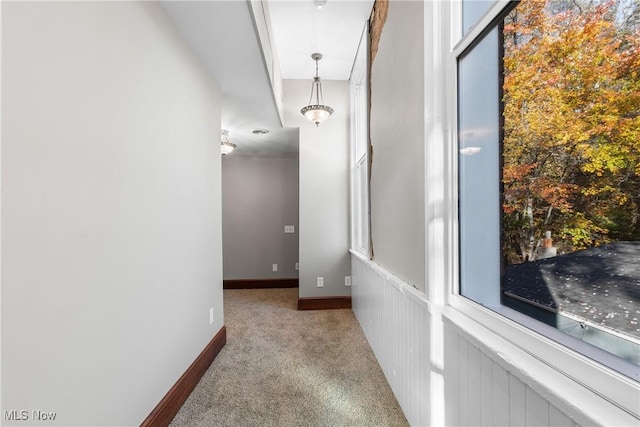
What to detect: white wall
<box><xmin>283</xmin><ymin>79</ymin><xmax>350</xmax><ymax>298</ymax></box>
<box><xmin>369</xmin><ymin>0</ymin><xmax>426</xmax><ymax>292</ymax></box>
<box><xmin>222</xmin><ymin>155</ymin><xmax>299</xmax><ymax>280</ymax></box>
<box><xmin>1</xmin><ymin>2</ymin><xmax>224</xmax><ymax>426</ymax></box>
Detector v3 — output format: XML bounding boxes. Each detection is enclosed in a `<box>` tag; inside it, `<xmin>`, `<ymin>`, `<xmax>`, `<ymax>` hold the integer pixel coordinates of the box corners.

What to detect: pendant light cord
<box><xmin>317</xmin><ymin>78</ymin><xmax>323</xmax><ymax>105</ymax></box>
<box><xmin>308</xmin><ymin>57</ymin><xmax>323</xmax><ymax>106</ymax></box>
<box><xmin>315</xmin><ymin>59</ymin><xmax>320</xmax><ymax>105</ymax></box>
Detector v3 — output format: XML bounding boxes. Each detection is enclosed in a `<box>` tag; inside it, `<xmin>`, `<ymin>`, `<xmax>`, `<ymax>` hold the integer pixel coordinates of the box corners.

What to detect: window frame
<box><xmin>448</xmin><ymin>0</ymin><xmax>640</xmax><ymax>417</ymax></box>
<box><xmin>350</xmin><ymin>22</ymin><xmax>370</xmax><ymax>257</ymax></box>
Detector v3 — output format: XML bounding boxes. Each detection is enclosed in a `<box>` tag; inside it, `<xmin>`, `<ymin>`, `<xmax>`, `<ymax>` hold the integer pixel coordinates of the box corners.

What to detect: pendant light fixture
<box><xmin>220</xmin><ymin>130</ymin><xmax>236</xmax><ymax>155</ymax></box>
<box><xmin>313</xmin><ymin>0</ymin><xmax>327</xmax><ymax>10</ymax></box>
<box><xmin>300</xmin><ymin>53</ymin><xmax>333</xmax><ymax>127</ymax></box>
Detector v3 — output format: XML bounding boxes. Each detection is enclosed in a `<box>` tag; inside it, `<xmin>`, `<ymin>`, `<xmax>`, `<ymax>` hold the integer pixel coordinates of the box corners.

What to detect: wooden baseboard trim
<box><xmin>223</xmin><ymin>278</ymin><xmax>299</xmax><ymax>289</ymax></box>
<box><xmin>141</xmin><ymin>326</ymin><xmax>227</xmax><ymax>427</ymax></box>
<box><xmin>297</xmin><ymin>296</ymin><xmax>352</xmax><ymax>310</ymax></box>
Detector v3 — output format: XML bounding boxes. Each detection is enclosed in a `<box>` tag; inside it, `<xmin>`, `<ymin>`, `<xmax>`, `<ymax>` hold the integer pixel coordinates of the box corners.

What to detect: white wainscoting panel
<box><xmin>444</xmin><ymin>318</ymin><xmax>580</xmax><ymax>427</ymax></box>
<box><xmin>351</xmin><ymin>253</ymin><xmax>430</xmax><ymax>426</ymax></box>
<box><xmin>351</xmin><ymin>252</ymin><xmax>635</xmax><ymax>427</ymax></box>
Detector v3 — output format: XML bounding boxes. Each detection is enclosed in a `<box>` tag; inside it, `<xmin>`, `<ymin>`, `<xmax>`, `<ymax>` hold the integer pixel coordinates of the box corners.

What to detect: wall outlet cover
<box><xmin>272</xmin><ymin>264</ymin><xmax>278</xmax><ymax>272</ymax></box>
<box><xmin>284</xmin><ymin>225</ymin><xmax>295</xmax><ymax>233</ymax></box>
<box><xmin>317</xmin><ymin>277</ymin><xmax>324</xmax><ymax>287</ymax></box>
<box><xmin>345</xmin><ymin>276</ymin><xmax>352</xmax><ymax>287</ymax></box>
<box><xmin>209</xmin><ymin>308</ymin><xmax>214</xmax><ymax>325</ymax></box>
<box><xmin>295</xmin><ymin>262</ymin><xmax>300</xmax><ymax>271</ymax></box>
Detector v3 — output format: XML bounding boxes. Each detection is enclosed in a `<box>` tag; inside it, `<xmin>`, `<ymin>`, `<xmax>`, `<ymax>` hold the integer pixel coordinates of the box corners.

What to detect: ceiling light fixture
<box><xmin>220</xmin><ymin>130</ymin><xmax>236</xmax><ymax>155</ymax></box>
<box><xmin>313</xmin><ymin>0</ymin><xmax>327</xmax><ymax>10</ymax></box>
<box><xmin>300</xmin><ymin>53</ymin><xmax>333</xmax><ymax>127</ymax></box>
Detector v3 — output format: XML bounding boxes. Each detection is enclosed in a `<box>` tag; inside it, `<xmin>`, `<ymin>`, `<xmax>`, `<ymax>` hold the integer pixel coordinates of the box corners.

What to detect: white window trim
<box><xmin>448</xmin><ymin>294</ymin><xmax>640</xmax><ymax>416</ymax></box>
<box><xmin>445</xmin><ymin>0</ymin><xmax>640</xmax><ymax>418</ymax></box>
<box><xmin>443</xmin><ymin>305</ymin><xmax>640</xmax><ymax>426</ymax></box>
<box><xmin>350</xmin><ymin>22</ymin><xmax>370</xmax><ymax>256</ymax></box>
<box><xmin>353</xmin><ymin>156</ymin><xmax>368</xmax><ymax>254</ymax></box>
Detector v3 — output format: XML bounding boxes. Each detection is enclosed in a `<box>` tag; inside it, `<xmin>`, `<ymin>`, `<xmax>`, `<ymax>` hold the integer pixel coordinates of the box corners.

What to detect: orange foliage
<box><xmin>502</xmin><ymin>0</ymin><xmax>640</xmax><ymax>263</ymax></box>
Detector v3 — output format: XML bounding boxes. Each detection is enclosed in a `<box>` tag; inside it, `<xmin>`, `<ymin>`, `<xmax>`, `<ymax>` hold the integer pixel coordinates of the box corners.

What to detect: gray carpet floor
<box><xmin>170</xmin><ymin>288</ymin><xmax>408</xmax><ymax>427</ymax></box>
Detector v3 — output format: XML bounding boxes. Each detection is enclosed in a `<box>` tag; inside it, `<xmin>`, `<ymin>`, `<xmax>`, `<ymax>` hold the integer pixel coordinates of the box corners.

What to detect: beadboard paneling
<box><xmin>351</xmin><ymin>252</ymin><xmax>635</xmax><ymax>427</ymax></box>
<box><xmin>351</xmin><ymin>254</ymin><xmax>430</xmax><ymax>427</ymax></box>
<box><xmin>444</xmin><ymin>320</ymin><xmax>579</xmax><ymax>427</ymax></box>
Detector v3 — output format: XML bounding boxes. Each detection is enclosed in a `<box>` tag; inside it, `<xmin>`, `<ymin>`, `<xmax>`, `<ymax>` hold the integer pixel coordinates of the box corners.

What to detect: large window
<box><xmin>458</xmin><ymin>0</ymin><xmax>639</xmax><ymax>377</ymax></box>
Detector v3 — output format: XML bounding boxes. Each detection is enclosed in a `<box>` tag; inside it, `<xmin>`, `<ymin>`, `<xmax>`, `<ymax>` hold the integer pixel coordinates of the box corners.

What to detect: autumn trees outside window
<box><xmin>458</xmin><ymin>0</ymin><xmax>639</xmax><ymax>373</ymax></box>
<box><xmin>502</xmin><ymin>0</ymin><xmax>640</xmax><ymax>263</ymax></box>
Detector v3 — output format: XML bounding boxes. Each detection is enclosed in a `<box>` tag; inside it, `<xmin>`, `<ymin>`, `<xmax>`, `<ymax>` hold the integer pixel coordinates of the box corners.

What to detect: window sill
<box><xmin>446</xmin><ymin>295</ymin><xmax>640</xmax><ymax>422</ymax></box>
<box><xmin>350</xmin><ymin>249</ymin><xmax>429</xmax><ymax>309</ymax></box>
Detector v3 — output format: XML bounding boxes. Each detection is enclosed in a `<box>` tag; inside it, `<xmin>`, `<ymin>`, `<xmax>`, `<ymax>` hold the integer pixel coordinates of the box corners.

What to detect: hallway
<box><xmin>170</xmin><ymin>289</ymin><xmax>408</xmax><ymax>426</ymax></box>
<box><xmin>3</xmin><ymin>2</ymin><xmax>638</xmax><ymax>425</ymax></box>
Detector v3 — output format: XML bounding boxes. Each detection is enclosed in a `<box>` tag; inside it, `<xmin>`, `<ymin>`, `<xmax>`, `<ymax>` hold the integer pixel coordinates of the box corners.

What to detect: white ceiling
<box><xmin>269</xmin><ymin>0</ymin><xmax>373</xmax><ymax>80</ymax></box>
<box><xmin>160</xmin><ymin>0</ymin><xmax>373</xmax><ymax>156</ymax></box>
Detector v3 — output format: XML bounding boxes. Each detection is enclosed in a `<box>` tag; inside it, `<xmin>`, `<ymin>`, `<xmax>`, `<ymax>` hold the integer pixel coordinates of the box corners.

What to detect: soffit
<box><xmin>161</xmin><ymin>0</ymin><xmax>373</xmax><ymax>156</ymax></box>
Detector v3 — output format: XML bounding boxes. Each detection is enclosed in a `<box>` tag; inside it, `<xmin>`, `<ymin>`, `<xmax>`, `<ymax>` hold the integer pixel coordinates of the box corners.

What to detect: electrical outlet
<box><xmin>295</xmin><ymin>262</ymin><xmax>300</xmax><ymax>271</ymax></box>
<box><xmin>345</xmin><ymin>276</ymin><xmax>352</xmax><ymax>287</ymax></box>
<box><xmin>209</xmin><ymin>308</ymin><xmax>214</xmax><ymax>325</ymax></box>
<box><xmin>272</xmin><ymin>264</ymin><xmax>278</xmax><ymax>272</ymax></box>
<box><xmin>317</xmin><ymin>277</ymin><xmax>324</xmax><ymax>287</ymax></box>
<box><xmin>284</xmin><ymin>225</ymin><xmax>295</xmax><ymax>233</ymax></box>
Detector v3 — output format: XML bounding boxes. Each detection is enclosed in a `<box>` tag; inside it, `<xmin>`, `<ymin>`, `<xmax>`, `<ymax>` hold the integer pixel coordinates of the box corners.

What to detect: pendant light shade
<box><xmin>301</xmin><ymin>103</ymin><xmax>333</xmax><ymax>125</ymax></box>
<box><xmin>220</xmin><ymin>130</ymin><xmax>236</xmax><ymax>155</ymax></box>
<box><xmin>300</xmin><ymin>53</ymin><xmax>333</xmax><ymax>126</ymax></box>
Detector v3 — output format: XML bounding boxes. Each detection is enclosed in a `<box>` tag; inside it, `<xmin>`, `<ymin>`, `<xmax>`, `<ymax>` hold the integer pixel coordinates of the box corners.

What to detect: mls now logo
<box><xmin>32</xmin><ymin>410</ymin><xmax>57</xmax><ymax>421</ymax></box>
<box><xmin>3</xmin><ymin>410</ymin><xmax>29</xmax><ymax>421</ymax></box>
<box><xmin>4</xmin><ymin>409</ymin><xmax>57</xmax><ymax>421</ymax></box>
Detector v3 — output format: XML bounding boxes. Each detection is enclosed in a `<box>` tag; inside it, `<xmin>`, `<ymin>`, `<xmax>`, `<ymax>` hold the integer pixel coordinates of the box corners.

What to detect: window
<box><xmin>351</xmin><ymin>24</ymin><xmax>370</xmax><ymax>255</ymax></box>
<box><xmin>458</xmin><ymin>0</ymin><xmax>639</xmax><ymax>378</ymax></box>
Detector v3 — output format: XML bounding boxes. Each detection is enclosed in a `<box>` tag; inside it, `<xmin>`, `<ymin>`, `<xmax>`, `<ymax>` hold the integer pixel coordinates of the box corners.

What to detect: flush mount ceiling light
<box><xmin>300</xmin><ymin>53</ymin><xmax>333</xmax><ymax>127</ymax></box>
<box><xmin>313</xmin><ymin>0</ymin><xmax>327</xmax><ymax>10</ymax></box>
<box><xmin>220</xmin><ymin>130</ymin><xmax>236</xmax><ymax>155</ymax></box>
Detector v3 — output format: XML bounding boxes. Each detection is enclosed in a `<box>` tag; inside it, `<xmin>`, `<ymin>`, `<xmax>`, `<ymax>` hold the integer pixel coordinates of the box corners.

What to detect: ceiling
<box><xmin>160</xmin><ymin>0</ymin><xmax>373</xmax><ymax>156</ymax></box>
